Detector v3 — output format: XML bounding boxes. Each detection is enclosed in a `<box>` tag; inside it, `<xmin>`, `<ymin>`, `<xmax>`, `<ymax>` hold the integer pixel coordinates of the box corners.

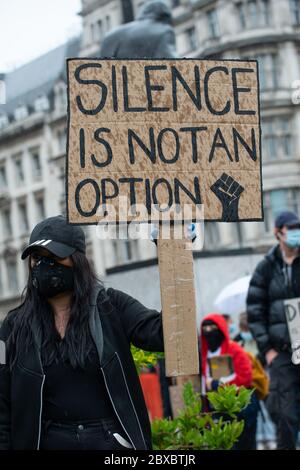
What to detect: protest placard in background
<box><xmin>284</xmin><ymin>297</ymin><xmax>300</xmax><ymax>350</ymax></box>
<box><xmin>67</xmin><ymin>59</ymin><xmax>262</xmax><ymax>224</ymax></box>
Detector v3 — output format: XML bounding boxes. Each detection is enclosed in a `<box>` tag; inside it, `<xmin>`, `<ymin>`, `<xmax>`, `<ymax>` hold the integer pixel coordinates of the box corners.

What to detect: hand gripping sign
<box><xmin>67</xmin><ymin>59</ymin><xmax>262</xmax><ymax>375</ymax></box>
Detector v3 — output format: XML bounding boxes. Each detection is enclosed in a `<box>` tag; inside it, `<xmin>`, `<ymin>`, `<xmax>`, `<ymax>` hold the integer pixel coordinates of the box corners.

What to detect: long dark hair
<box><xmin>7</xmin><ymin>251</ymin><xmax>101</xmax><ymax>370</ymax></box>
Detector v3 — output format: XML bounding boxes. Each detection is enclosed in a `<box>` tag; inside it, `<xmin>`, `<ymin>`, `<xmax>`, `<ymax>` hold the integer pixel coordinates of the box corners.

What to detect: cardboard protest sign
<box><xmin>66</xmin><ymin>59</ymin><xmax>262</xmax><ymax>224</ymax></box>
<box><xmin>284</xmin><ymin>297</ymin><xmax>300</xmax><ymax>350</ymax></box>
<box><xmin>208</xmin><ymin>355</ymin><xmax>234</xmax><ymax>380</ymax></box>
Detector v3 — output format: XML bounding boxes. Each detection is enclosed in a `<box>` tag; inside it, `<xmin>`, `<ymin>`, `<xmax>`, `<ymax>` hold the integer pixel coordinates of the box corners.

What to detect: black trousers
<box><xmin>266</xmin><ymin>351</ymin><xmax>300</xmax><ymax>450</ymax></box>
<box><xmin>39</xmin><ymin>417</ymin><xmax>134</xmax><ymax>450</ymax></box>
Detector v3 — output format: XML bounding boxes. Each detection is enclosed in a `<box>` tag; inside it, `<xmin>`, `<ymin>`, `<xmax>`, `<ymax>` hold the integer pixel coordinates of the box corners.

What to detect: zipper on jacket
<box><xmin>36</xmin><ymin>374</ymin><xmax>45</xmax><ymax>450</ymax></box>
<box><xmin>116</xmin><ymin>352</ymin><xmax>147</xmax><ymax>449</ymax></box>
<box><xmin>101</xmin><ymin>366</ymin><xmax>137</xmax><ymax>450</ymax></box>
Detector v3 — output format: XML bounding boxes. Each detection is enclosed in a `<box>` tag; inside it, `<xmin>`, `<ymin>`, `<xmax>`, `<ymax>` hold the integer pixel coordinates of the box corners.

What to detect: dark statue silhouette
<box><xmin>100</xmin><ymin>0</ymin><xmax>177</xmax><ymax>59</ymax></box>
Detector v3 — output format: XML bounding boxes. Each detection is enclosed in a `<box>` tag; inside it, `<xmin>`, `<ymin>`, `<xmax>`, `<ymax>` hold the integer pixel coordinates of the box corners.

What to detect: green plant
<box><xmin>152</xmin><ymin>382</ymin><xmax>253</xmax><ymax>450</ymax></box>
<box><xmin>131</xmin><ymin>345</ymin><xmax>164</xmax><ymax>374</ymax></box>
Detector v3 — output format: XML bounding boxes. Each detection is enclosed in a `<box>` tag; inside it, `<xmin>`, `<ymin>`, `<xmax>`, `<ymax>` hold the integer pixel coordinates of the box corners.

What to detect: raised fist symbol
<box><xmin>210</xmin><ymin>173</ymin><xmax>244</xmax><ymax>222</ymax></box>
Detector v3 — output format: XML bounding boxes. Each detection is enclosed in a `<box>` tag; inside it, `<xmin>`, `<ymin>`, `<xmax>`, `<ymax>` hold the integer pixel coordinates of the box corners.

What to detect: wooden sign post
<box><xmin>157</xmin><ymin>227</ymin><xmax>199</xmax><ymax>376</ymax></box>
<box><xmin>67</xmin><ymin>58</ymin><xmax>262</xmax><ymax>376</ymax></box>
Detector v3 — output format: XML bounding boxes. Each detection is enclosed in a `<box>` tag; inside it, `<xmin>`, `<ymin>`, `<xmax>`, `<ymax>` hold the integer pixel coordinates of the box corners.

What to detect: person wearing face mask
<box><xmin>247</xmin><ymin>210</ymin><xmax>300</xmax><ymax>450</ymax></box>
<box><xmin>0</xmin><ymin>216</ymin><xmax>164</xmax><ymax>450</ymax></box>
<box><xmin>234</xmin><ymin>312</ymin><xmax>258</xmax><ymax>357</ymax></box>
<box><xmin>200</xmin><ymin>314</ymin><xmax>253</xmax><ymax>393</ymax></box>
<box><xmin>200</xmin><ymin>314</ymin><xmax>258</xmax><ymax>449</ymax></box>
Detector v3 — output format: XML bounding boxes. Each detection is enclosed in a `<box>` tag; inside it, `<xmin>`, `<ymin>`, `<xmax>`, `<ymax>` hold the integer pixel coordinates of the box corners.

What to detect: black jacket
<box><xmin>247</xmin><ymin>245</ymin><xmax>300</xmax><ymax>356</ymax></box>
<box><xmin>100</xmin><ymin>1</ymin><xmax>176</xmax><ymax>59</ymax></box>
<box><xmin>0</xmin><ymin>284</ymin><xmax>164</xmax><ymax>450</ymax></box>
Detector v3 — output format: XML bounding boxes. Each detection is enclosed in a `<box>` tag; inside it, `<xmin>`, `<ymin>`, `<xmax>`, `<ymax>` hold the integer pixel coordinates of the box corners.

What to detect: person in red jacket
<box><xmin>201</xmin><ymin>313</ymin><xmax>252</xmax><ymax>392</ymax></box>
<box><xmin>200</xmin><ymin>313</ymin><xmax>259</xmax><ymax>450</ymax></box>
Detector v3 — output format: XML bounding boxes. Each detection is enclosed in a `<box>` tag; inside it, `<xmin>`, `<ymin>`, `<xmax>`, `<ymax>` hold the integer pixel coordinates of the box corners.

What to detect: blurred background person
<box><xmin>247</xmin><ymin>210</ymin><xmax>300</xmax><ymax>450</ymax></box>
<box><xmin>234</xmin><ymin>312</ymin><xmax>258</xmax><ymax>356</ymax></box>
<box><xmin>200</xmin><ymin>313</ymin><xmax>259</xmax><ymax>450</ymax></box>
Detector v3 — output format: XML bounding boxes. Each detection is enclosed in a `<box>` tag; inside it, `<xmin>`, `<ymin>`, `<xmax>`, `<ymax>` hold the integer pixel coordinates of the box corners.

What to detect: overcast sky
<box><xmin>0</xmin><ymin>0</ymin><xmax>82</xmax><ymax>72</ymax></box>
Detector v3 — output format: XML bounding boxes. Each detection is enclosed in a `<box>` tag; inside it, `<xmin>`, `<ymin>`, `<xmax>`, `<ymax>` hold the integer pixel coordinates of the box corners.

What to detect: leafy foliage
<box><xmin>152</xmin><ymin>381</ymin><xmax>253</xmax><ymax>450</ymax></box>
<box><xmin>207</xmin><ymin>384</ymin><xmax>252</xmax><ymax>417</ymax></box>
<box><xmin>131</xmin><ymin>345</ymin><xmax>164</xmax><ymax>374</ymax></box>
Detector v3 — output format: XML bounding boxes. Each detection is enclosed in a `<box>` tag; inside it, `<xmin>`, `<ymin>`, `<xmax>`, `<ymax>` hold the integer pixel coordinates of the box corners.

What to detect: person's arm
<box><xmin>229</xmin><ymin>345</ymin><xmax>253</xmax><ymax>388</ymax></box>
<box><xmin>108</xmin><ymin>288</ymin><xmax>164</xmax><ymax>352</ymax></box>
<box><xmin>246</xmin><ymin>259</ymin><xmax>273</xmax><ymax>358</ymax></box>
<box><xmin>0</xmin><ymin>318</ymin><xmax>12</xmax><ymax>449</ymax></box>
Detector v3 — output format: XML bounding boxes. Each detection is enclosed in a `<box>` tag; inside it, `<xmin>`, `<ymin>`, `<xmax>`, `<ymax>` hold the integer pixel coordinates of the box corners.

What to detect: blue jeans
<box><xmin>39</xmin><ymin>417</ymin><xmax>133</xmax><ymax>450</ymax></box>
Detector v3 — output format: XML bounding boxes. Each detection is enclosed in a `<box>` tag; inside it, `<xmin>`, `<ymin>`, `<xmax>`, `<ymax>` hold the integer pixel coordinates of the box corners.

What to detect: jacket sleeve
<box><xmin>0</xmin><ymin>318</ymin><xmax>12</xmax><ymax>449</ymax></box>
<box><xmin>108</xmin><ymin>288</ymin><xmax>164</xmax><ymax>352</ymax></box>
<box><xmin>246</xmin><ymin>258</ymin><xmax>272</xmax><ymax>356</ymax></box>
<box><xmin>230</xmin><ymin>344</ymin><xmax>253</xmax><ymax>388</ymax></box>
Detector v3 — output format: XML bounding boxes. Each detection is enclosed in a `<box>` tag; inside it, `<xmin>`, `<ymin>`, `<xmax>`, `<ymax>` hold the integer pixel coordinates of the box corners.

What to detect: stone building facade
<box><xmin>0</xmin><ymin>0</ymin><xmax>299</xmax><ymax>318</ymax></box>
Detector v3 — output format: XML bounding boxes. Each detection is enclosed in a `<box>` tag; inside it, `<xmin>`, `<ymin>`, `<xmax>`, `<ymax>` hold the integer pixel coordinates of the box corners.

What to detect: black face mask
<box><xmin>31</xmin><ymin>256</ymin><xmax>74</xmax><ymax>298</ymax></box>
<box><xmin>203</xmin><ymin>330</ymin><xmax>224</xmax><ymax>352</ymax></box>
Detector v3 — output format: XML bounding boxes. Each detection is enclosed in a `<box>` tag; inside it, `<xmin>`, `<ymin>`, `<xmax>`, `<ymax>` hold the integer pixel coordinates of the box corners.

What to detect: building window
<box><xmin>6</xmin><ymin>258</ymin><xmax>19</xmax><ymax>293</ymax></box>
<box><xmin>207</xmin><ymin>9</ymin><xmax>220</xmax><ymax>39</ymax></box>
<box><xmin>0</xmin><ymin>163</ymin><xmax>7</xmax><ymax>189</ymax></box>
<box><xmin>91</xmin><ymin>23</ymin><xmax>95</xmax><ymax>42</ymax></box>
<box><xmin>55</xmin><ymin>84</ymin><xmax>67</xmax><ymax>112</ymax></box>
<box><xmin>237</xmin><ymin>0</ymin><xmax>270</xmax><ymax>29</ymax></box>
<box><xmin>264</xmin><ymin>188</ymin><xmax>300</xmax><ymax>233</ymax></box>
<box><xmin>261</xmin><ymin>0</ymin><xmax>270</xmax><ymax>25</ymax></box>
<box><xmin>18</xmin><ymin>200</ymin><xmax>29</xmax><ymax>234</ymax></box>
<box><xmin>14</xmin><ymin>156</ymin><xmax>24</xmax><ymax>184</ymax></box>
<box><xmin>2</xmin><ymin>208</ymin><xmax>12</xmax><ymax>238</ymax></box>
<box><xmin>14</xmin><ymin>104</ymin><xmax>28</xmax><ymax>121</ymax></box>
<box><xmin>262</xmin><ymin>117</ymin><xmax>292</xmax><ymax>160</ymax></box>
<box><xmin>248</xmin><ymin>0</ymin><xmax>258</xmax><ymax>27</ymax></box>
<box><xmin>97</xmin><ymin>19</ymin><xmax>103</xmax><ymax>39</ymax></box>
<box><xmin>237</xmin><ymin>2</ymin><xmax>247</xmax><ymax>28</ymax></box>
<box><xmin>34</xmin><ymin>95</ymin><xmax>49</xmax><ymax>112</ymax></box>
<box><xmin>30</xmin><ymin>148</ymin><xmax>42</xmax><ymax>180</ymax></box>
<box><xmin>290</xmin><ymin>0</ymin><xmax>300</xmax><ymax>25</ymax></box>
<box><xmin>112</xmin><ymin>238</ymin><xmax>139</xmax><ymax>264</ymax></box>
<box><xmin>106</xmin><ymin>15</ymin><xmax>111</xmax><ymax>32</ymax></box>
<box><xmin>185</xmin><ymin>26</ymin><xmax>198</xmax><ymax>51</ymax></box>
<box><xmin>35</xmin><ymin>193</ymin><xmax>45</xmax><ymax>220</ymax></box>
<box><xmin>255</xmin><ymin>53</ymin><xmax>278</xmax><ymax>90</ymax></box>
<box><xmin>0</xmin><ymin>114</ymin><xmax>8</xmax><ymax>130</ymax></box>
<box><xmin>57</xmin><ymin>128</ymin><xmax>67</xmax><ymax>153</ymax></box>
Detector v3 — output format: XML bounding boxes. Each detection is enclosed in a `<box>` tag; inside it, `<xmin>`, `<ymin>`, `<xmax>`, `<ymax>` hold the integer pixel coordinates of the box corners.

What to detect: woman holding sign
<box><xmin>0</xmin><ymin>216</ymin><xmax>163</xmax><ymax>450</ymax></box>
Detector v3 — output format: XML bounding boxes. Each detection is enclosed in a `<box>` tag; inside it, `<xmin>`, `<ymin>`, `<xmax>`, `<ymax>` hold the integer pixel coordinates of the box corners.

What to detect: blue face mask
<box><xmin>285</xmin><ymin>229</ymin><xmax>300</xmax><ymax>248</ymax></box>
<box><xmin>240</xmin><ymin>331</ymin><xmax>253</xmax><ymax>342</ymax></box>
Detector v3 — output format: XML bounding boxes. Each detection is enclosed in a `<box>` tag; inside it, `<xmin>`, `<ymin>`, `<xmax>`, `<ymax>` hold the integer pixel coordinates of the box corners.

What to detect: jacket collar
<box><xmin>88</xmin><ymin>281</ymin><xmax>106</xmax><ymax>364</ymax></box>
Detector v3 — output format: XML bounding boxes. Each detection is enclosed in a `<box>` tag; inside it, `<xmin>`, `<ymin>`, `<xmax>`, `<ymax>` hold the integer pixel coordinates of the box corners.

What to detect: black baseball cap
<box><xmin>21</xmin><ymin>215</ymin><xmax>86</xmax><ymax>260</ymax></box>
<box><xmin>275</xmin><ymin>211</ymin><xmax>300</xmax><ymax>229</ymax></box>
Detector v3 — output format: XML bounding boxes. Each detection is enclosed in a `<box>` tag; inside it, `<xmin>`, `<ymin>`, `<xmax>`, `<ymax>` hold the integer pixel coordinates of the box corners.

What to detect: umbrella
<box><xmin>214</xmin><ymin>275</ymin><xmax>252</xmax><ymax>317</ymax></box>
